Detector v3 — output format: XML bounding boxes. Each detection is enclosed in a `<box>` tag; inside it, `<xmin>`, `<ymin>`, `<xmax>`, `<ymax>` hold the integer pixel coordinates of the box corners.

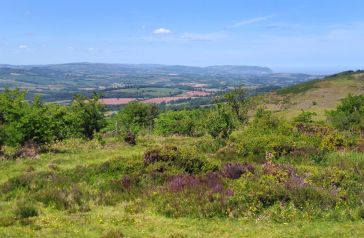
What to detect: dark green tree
<box><xmin>117</xmin><ymin>101</ymin><xmax>158</xmax><ymax>134</ymax></box>
<box><xmin>71</xmin><ymin>93</ymin><xmax>106</xmax><ymax>139</ymax></box>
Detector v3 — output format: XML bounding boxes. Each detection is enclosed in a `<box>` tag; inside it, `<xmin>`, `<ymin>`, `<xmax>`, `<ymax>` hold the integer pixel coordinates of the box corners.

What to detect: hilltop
<box><xmin>262</xmin><ymin>70</ymin><xmax>364</xmax><ymax>119</ymax></box>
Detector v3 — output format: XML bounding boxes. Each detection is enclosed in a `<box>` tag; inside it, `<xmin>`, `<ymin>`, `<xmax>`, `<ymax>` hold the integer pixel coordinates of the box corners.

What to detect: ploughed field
<box><xmin>99</xmin><ymin>91</ymin><xmax>211</xmax><ymax>105</ymax></box>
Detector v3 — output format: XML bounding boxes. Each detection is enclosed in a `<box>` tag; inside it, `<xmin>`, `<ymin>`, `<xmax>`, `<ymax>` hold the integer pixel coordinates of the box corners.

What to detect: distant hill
<box><xmin>0</xmin><ymin>63</ymin><xmax>273</xmax><ymax>75</ymax></box>
<box><xmin>262</xmin><ymin>70</ymin><xmax>364</xmax><ymax>119</ymax></box>
<box><xmin>0</xmin><ymin>63</ymin><xmax>316</xmax><ymax>102</ymax></box>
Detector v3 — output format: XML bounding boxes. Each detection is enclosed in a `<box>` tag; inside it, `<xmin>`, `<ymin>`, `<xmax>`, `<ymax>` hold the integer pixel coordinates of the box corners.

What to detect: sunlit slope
<box><xmin>262</xmin><ymin>71</ymin><xmax>364</xmax><ymax>119</ymax></box>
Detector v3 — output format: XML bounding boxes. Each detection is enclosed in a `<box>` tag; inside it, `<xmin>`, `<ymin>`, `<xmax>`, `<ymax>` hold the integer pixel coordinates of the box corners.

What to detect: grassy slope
<box><xmin>0</xmin><ymin>137</ymin><xmax>364</xmax><ymax>238</ymax></box>
<box><xmin>262</xmin><ymin>71</ymin><xmax>364</xmax><ymax>120</ymax></box>
<box><xmin>1</xmin><ymin>73</ymin><xmax>364</xmax><ymax>237</ymax></box>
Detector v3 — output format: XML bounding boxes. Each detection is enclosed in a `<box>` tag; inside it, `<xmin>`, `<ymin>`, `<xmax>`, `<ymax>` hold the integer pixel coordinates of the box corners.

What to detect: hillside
<box><xmin>262</xmin><ymin>70</ymin><xmax>364</xmax><ymax>119</ymax></box>
<box><xmin>0</xmin><ymin>72</ymin><xmax>363</xmax><ymax>237</ymax></box>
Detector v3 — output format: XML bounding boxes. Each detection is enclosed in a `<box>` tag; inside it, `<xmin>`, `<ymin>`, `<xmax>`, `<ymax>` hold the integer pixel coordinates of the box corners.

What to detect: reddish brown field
<box><xmin>185</xmin><ymin>91</ymin><xmax>210</xmax><ymax>97</ymax></box>
<box><xmin>142</xmin><ymin>97</ymin><xmax>188</xmax><ymax>104</ymax></box>
<box><xmin>100</xmin><ymin>98</ymin><xmax>136</xmax><ymax>105</ymax></box>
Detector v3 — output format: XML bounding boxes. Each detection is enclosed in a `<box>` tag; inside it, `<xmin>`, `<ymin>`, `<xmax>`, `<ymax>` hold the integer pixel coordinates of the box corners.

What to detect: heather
<box><xmin>0</xmin><ymin>88</ymin><xmax>363</xmax><ymax>237</ymax></box>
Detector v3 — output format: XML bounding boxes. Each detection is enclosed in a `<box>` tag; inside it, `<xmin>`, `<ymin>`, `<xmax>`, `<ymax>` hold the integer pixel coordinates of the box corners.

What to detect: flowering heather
<box><xmin>221</xmin><ymin>162</ymin><xmax>255</xmax><ymax>179</ymax></box>
<box><xmin>167</xmin><ymin>172</ymin><xmax>233</xmax><ymax>197</ymax></box>
<box><xmin>143</xmin><ymin>146</ymin><xmax>178</xmax><ymax>165</ymax></box>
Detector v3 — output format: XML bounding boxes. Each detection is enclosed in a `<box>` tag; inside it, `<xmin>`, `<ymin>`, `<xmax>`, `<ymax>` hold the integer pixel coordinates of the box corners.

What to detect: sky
<box><xmin>0</xmin><ymin>0</ymin><xmax>363</xmax><ymax>74</ymax></box>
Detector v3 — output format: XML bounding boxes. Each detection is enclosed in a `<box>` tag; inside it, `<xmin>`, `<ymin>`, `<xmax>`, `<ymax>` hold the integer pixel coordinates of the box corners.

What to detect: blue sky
<box><xmin>0</xmin><ymin>0</ymin><xmax>363</xmax><ymax>73</ymax></box>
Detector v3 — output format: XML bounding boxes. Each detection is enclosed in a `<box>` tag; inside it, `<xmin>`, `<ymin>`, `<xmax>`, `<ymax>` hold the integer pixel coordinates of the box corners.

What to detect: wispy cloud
<box><xmin>18</xmin><ymin>44</ymin><xmax>28</xmax><ymax>49</ymax></box>
<box><xmin>229</xmin><ymin>16</ymin><xmax>271</xmax><ymax>29</ymax></box>
<box><xmin>153</xmin><ymin>28</ymin><xmax>172</xmax><ymax>34</ymax></box>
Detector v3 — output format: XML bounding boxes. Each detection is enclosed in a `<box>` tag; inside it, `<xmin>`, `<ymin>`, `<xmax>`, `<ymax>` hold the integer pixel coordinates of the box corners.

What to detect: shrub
<box><xmin>327</xmin><ymin>94</ymin><xmax>364</xmax><ymax>131</ymax></box>
<box><xmin>206</xmin><ymin>105</ymin><xmax>238</xmax><ymax>139</ymax></box>
<box><xmin>124</xmin><ymin>131</ymin><xmax>136</xmax><ymax>145</ymax></box>
<box><xmin>294</xmin><ymin>111</ymin><xmax>317</xmax><ymax>124</ymax></box>
<box><xmin>144</xmin><ymin>145</ymin><xmax>178</xmax><ymax>165</ymax></box>
<box><xmin>154</xmin><ymin>109</ymin><xmax>204</xmax><ymax>136</ymax></box>
<box><xmin>70</xmin><ymin>93</ymin><xmax>106</xmax><ymax>139</ymax></box>
<box><xmin>117</xmin><ymin>102</ymin><xmax>158</xmax><ymax>134</ymax></box>
<box><xmin>155</xmin><ymin>172</ymin><xmax>233</xmax><ymax>218</ymax></box>
<box><xmin>144</xmin><ymin>145</ymin><xmax>218</xmax><ymax>174</ymax></box>
<box><xmin>221</xmin><ymin>162</ymin><xmax>254</xmax><ymax>179</ymax></box>
<box><xmin>14</xmin><ymin>202</ymin><xmax>38</xmax><ymax>219</ymax></box>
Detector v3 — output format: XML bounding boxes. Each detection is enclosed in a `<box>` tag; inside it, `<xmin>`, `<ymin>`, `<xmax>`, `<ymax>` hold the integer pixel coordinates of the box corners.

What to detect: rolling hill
<box><xmin>262</xmin><ymin>70</ymin><xmax>364</xmax><ymax>119</ymax></box>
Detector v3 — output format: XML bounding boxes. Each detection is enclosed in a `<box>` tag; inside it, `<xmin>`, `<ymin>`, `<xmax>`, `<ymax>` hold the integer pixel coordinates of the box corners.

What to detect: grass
<box><xmin>0</xmin><ymin>203</ymin><xmax>363</xmax><ymax>238</ymax></box>
<box><xmin>0</xmin><ymin>135</ymin><xmax>363</xmax><ymax>237</ymax></box>
<box><xmin>264</xmin><ymin>72</ymin><xmax>364</xmax><ymax>120</ymax></box>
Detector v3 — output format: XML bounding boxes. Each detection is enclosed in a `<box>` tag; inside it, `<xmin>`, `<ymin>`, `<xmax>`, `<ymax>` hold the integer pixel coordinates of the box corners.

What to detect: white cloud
<box><xmin>229</xmin><ymin>16</ymin><xmax>270</xmax><ymax>29</ymax></box>
<box><xmin>153</xmin><ymin>28</ymin><xmax>172</xmax><ymax>34</ymax></box>
<box><xmin>18</xmin><ymin>44</ymin><xmax>28</xmax><ymax>49</ymax></box>
<box><xmin>88</xmin><ymin>47</ymin><xmax>95</xmax><ymax>51</ymax></box>
<box><xmin>67</xmin><ymin>46</ymin><xmax>74</xmax><ymax>50</ymax></box>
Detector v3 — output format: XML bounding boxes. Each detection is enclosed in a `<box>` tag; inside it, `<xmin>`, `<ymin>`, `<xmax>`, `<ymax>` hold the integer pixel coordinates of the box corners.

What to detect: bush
<box><xmin>155</xmin><ymin>172</ymin><xmax>233</xmax><ymax>218</ymax></box>
<box><xmin>294</xmin><ymin>111</ymin><xmax>317</xmax><ymax>124</ymax></box>
<box><xmin>124</xmin><ymin>131</ymin><xmax>136</xmax><ymax>145</ymax></box>
<box><xmin>14</xmin><ymin>202</ymin><xmax>38</xmax><ymax>219</ymax></box>
<box><xmin>154</xmin><ymin>109</ymin><xmax>204</xmax><ymax>136</ymax></box>
<box><xmin>206</xmin><ymin>105</ymin><xmax>238</xmax><ymax>139</ymax></box>
<box><xmin>327</xmin><ymin>94</ymin><xmax>364</xmax><ymax>131</ymax></box>
<box><xmin>70</xmin><ymin>94</ymin><xmax>106</xmax><ymax>139</ymax></box>
<box><xmin>144</xmin><ymin>145</ymin><xmax>218</xmax><ymax>174</ymax></box>
<box><xmin>221</xmin><ymin>162</ymin><xmax>255</xmax><ymax>179</ymax></box>
<box><xmin>117</xmin><ymin>102</ymin><xmax>158</xmax><ymax>134</ymax></box>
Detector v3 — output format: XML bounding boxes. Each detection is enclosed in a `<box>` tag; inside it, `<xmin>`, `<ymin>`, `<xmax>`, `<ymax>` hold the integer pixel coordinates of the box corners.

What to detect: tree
<box><xmin>154</xmin><ymin>109</ymin><xmax>204</xmax><ymax>136</ymax></box>
<box><xmin>327</xmin><ymin>94</ymin><xmax>364</xmax><ymax>132</ymax></box>
<box><xmin>117</xmin><ymin>101</ymin><xmax>158</xmax><ymax>134</ymax></box>
<box><xmin>223</xmin><ymin>86</ymin><xmax>251</xmax><ymax>124</ymax></box>
<box><xmin>71</xmin><ymin>93</ymin><xmax>106</xmax><ymax>139</ymax></box>
<box><xmin>206</xmin><ymin>105</ymin><xmax>238</xmax><ymax>139</ymax></box>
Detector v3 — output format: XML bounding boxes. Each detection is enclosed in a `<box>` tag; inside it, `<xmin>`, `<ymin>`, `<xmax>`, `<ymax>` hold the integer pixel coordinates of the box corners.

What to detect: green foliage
<box><xmin>116</xmin><ymin>102</ymin><xmax>158</xmax><ymax>134</ymax></box>
<box><xmin>154</xmin><ymin>109</ymin><xmax>204</xmax><ymax>136</ymax></box>
<box><xmin>144</xmin><ymin>145</ymin><xmax>219</xmax><ymax>174</ymax></box>
<box><xmin>230</xmin><ymin>109</ymin><xmax>295</xmax><ymax>159</ymax></box>
<box><xmin>0</xmin><ymin>89</ymin><xmax>76</xmax><ymax>147</ymax></box>
<box><xmin>277</xmin><ymin>79</ymin><xmax>320</xmax><ymax>95</ymax></box>
<box><xmin>223</xmin><ymin>86</ymin><xmax>251</xmax><ymax>124</ymax></box>
<box><xmin>14</xmin><ymin>202</ymin><xmax>38</xmax><ymax>219</ymax></box>
<box><xmin>294</xmin><ymin>111</ymin><xmax>317</xmax><ymax>124</ymax></box>
<box><xmin>327</xmin><ymin>94</ymin><xmax>364</xmax><ymax>131</ymax></box>
<box><xmin>206</xmin><ymin>105</ymin><xmax>238</xmax><ymax>139</ymax></box>
<box><xmin>70</xmin><ymin>93</ymin><xmax>106</xmax><ymax>139</ymax></box>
